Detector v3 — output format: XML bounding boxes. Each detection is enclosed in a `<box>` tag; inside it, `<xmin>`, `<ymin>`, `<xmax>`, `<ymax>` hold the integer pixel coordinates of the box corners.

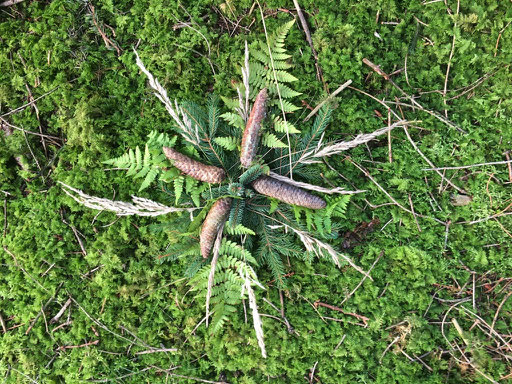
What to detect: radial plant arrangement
<box><xmin>61</xmin><ymin>20</ymin><xmax>402</xmax><ymax>356</ymax></box>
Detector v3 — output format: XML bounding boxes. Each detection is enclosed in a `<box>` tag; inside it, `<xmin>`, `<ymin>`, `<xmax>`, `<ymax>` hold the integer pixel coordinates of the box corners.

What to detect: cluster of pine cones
<box><xmin>163</xmin><ymin>88</ymin><xmax>326</xmax><ymax>258</ymax></box>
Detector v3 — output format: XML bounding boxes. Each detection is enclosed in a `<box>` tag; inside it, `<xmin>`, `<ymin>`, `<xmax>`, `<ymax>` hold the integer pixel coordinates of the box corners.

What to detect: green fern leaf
<box><xmin>262</xmin><ymin>132</ymin><xmax>287</xmax><ymax>148</ymax></box>
<box><xmin>224</xmin><ymin>223</ymin><xmax>256</xmax><ymax>236</ymax></box>
<box><xmin>214</xmin><ymin>136</ymin><xmax>239</xmax><ymax>151</ymax></box>
<box><xmin>174</xmin><ymin>176</ymin><xmax>184</xmax><ymax>204</ymax></box>
<box><xmin>139</xmin><ymin>168</ymin><xmax>159</xmax><ymax>191</ymax></box>
<box><xmin>220</xmin><ymin>112</ymin><xmax>245</xmax><ymax>130</ymax></box>
<box><xmin>273</xmin><ymin>116</ymin><xmax>300</xmax><ymax>134</ymax></box>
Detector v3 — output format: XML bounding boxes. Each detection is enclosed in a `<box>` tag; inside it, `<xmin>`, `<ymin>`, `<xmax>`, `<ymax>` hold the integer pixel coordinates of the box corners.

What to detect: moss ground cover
<box><xmin>1</xmin><ymin>1</ymin><xmax>512</xmax><ymax>382</ymax></box>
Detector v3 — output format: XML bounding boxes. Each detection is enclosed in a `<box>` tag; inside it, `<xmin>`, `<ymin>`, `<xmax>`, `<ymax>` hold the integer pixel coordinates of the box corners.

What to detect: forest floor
<box><xmin>1</xmin><ymin>1</ymin><xmax>512</xmax><ymax>383</ymax></box>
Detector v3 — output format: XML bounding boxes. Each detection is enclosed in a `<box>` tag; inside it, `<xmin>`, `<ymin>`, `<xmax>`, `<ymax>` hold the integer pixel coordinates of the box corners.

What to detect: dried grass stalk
<box><xmin>268</xmin><ymin>223</ymin><xmax>370</xmax><ymax>279</ymax></box>
<box><xmin>252</xmin><ymin>176</ymin><xmax>326</xmax><ymax>209</ymax></box>
<box><xmin>200</xmin><ymin>198</ymin><xmax>232</xmax><ymax>258</ymax></box>
<box><xmin>134</xmin><ymin>50</ymin><xmax>201</xmax><ymax>146</ymax></box>
<box><xmin>59</xmin><ymin>182</ymin><xmax>196</xmax><ymax>216</ymax></box>
<box><xmin>205</xmin><ymin>224</ymin><xmax>224</xmax><ymax>327</ymax></box>
<box><xmin>163</xmin><ymin>147</ymin><xmax>226</xmax><ymax>183</ymax></box>
<box><xmin>243</xmin><ymin>275</ymin><xmax>267</xmax><ymax>358</ymax></box>
<box><xmin>269</xmin><ymin>172</ymin><xmax>365</xmax><ymax>195</ymax></box>
<box><xmin>240</xmin><ymin>88</ymin><xmax>268</xmax><ymax>168</ymax></box>
<box><xmin>302</xmin><ymin>122</ymin><xmax>411</xmax><ymax>163</ymax></box>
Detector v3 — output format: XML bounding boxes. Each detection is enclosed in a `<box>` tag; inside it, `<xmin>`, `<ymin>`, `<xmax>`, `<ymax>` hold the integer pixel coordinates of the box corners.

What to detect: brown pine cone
<box><xmin>251</xmin><ymin>176</ymin><xmax>326</xmax><ymax>209</ymax></box>
<box><xmin>240</xmin><ymin>88</ymin><xmax>268</xmax><ymax>168</ymax></box>
<box><xmin>200</xmin><ymin>197</ymin><xmax>232</xmax><ymax>258</ymax></box>
<box><xmin>163</xmin><ymin>147</ymin><xmax>226</xmax><ymax>183</ymax></box>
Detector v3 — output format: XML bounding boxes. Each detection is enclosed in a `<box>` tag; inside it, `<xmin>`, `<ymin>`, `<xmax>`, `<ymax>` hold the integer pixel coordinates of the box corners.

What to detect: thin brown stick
<box><xmin>205</xmin><ymin>224</ymin><xmax>223</xmax><ymax>327</ymax></box>
<box><xmin>494</xmin><ymin>218</ymin><xmax>512</xmax><ymax>239</ymax></box>
<box><xmin>262</xmin><ymin>297</ymin><xmax>296</xmax><ymax>334</ymax></box>
<box><xmin>88</xmin><ymin>4</ymin><xmax>121</xmax><ymax>56</ymax></box>
<box><xmin>408</xmin><ymin>194</ymin><xmax>422</xmax><ymax>233</ymax></box>
<box><xmin>24</xmin><ymin>83</ymin><xmax>47</xmax><ymax>156</ymax></box>
<box><xmin>491</xmin><ymin>291</ymin><xmax>512</xmax><ymax>334</ymax></box>
<box><xmin>0</xmin><ymin>313</ymin><xmax>6</xmax><ymax>333</ymax></box>
<box><xmin>387</xmin><ymin>110</ymin><xmax>392</xmax><ymax>163</ymax></box>
<box><xmin>303</xmin><ymin>80</ymin><xmax>352</xmax><ymax>122</ymax></box>
<box><xmin>52</xmin><ymin>320</ymin><xmax>72</xmax><ymax>333</ymax></box>
<box><xmin>0</xmin><ymin>117</ymin><xmax>63</xmax><ymax>142</ymax></box>
<box><xmin>380</xmin><ymin>336</ymin><xmax>400</xmax><ymax>362</ymax></box>
<box><xmin>26</xmin><ymin>283</ymin><xmax>63</xmax><ymax>335</ymax></box>
<box><xmin>3</xmin><ymin>197</ymin><xmax>7</xmax><ymax>237</ymax></box>
<box><xmin>334</xmin><ymin>334</ymin><xmax>346</xmax><ymax>350</ymax></box>
<box><xmin>135</xmin><ymin>348</ymin><xmax>178</xmax><ymax>355</ymax></box>
<box><xmin>314</xmin><ymin>301</ymin><xmax>369</xmax><ymax>326</ymax></box>
<box><xmin>1</xmin><ymin>86</ymin><xmax>59</xmax><ymax>119</ymax></box>
<box><xmin>292</xmin><ymin>0</ymin><xmax>326</xmax><ymax>91</ymax></box>
<box><xmin>309</xmin><ymin>361</ymin><xmax>318</xmax><ymax>384</ymax></box>
<box><xmin>50</xmin><ymin>298</ymin><xmax>72</xmax><ymax>324</ymax></box>
<box><xmin>4</xmin><ymin>246</ymin><xmax>49</xmax><ymax>293</ymax></box>
<box><xmin>58</xmin><ymin>339</ymin><xmax>99</xmax><ymax>351</ymax></box>
<box><xmin>61</xmin><ymin>211</ymin><xmax>87</xmax><ymax>256</ymax></box>
<box><xmin>504</xmin><ymin>151</ymin><xmax>512</xmax><ymax>182</ymax></box>
<box><xmin>349</xmin><ymin>159</ymin><xmax>445</xmax><ymax>225</ymax></box>
<box><xmin>69</xmin><ymin>295</ymin><xmax>150</xmax><ymax>348</ymax></box>
<box><xmin>423</xmin><ymin>159</ymin><xmax>512</xmax><ymax>171</ymax></box>
<box><xmin>340</xmin><ymin>251</ymin><xmax>382</xmax><ymax>306</ymax></box>
<box><xmin>443</xmin><ymin>0</ymin><xmax>459</xmax><ymax>118</ymax></box>
<box><xmin>362</xmin><ymin>58</ymin><xmax>464</xmax><ymax>133</ymax></box>
<box><xmin>403</xmin><ymin>125</ymin><xmax>466</xmax><ymax>194</ymax></box>
<box><xmin>0</xmin><ymin>0</ymin><xmax>25</xmax><ymax>6</ymax></box>
<box><xmin>495</xmin><ymin>21</ymin><xmax>512</xmax><ymax>57</ymax></box>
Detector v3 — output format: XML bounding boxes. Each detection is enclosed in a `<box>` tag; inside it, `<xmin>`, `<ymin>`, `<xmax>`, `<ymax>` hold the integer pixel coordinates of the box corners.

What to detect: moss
<box><xmin>1</xmin><ymin>0</ymin><xmax>512</xmax><ymax>382</ymax></box>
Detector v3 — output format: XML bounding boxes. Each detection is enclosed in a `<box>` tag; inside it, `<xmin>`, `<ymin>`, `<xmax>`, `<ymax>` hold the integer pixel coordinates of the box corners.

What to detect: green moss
<box><xmin>1</xmin><ymin>0</ymin><xmax>512</xmax><ymax>382</ymax></box>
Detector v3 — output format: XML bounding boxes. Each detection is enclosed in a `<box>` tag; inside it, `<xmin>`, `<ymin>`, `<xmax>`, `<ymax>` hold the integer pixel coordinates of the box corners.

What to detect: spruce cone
<box><xmin>163</xmin><ymin>147</ymin><xmax>226</xmax><ymax>183</ymax></box>
<box><xmin>200</xmin><ymin>197</ymin><xmax>232</xmax><ymax>258</ymax></box>
<box><xmin>240</xmin><ymin>88</ymin><xmax>267</xmax><ymax>168</ymax></box>
<box><xmin>251</xmin><ymin>176</ymin><xmax>326</xmax><ymax>209</ymax></box>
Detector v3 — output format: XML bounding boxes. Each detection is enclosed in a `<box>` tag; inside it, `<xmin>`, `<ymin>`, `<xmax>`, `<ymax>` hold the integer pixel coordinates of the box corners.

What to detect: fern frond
<box><xmin>174</xmin><ymin>176</ymin><xmax>184</xmax><ymax>204</ymax></box>
<box><xmin>220</xmin><ymin>112</ymin><xmax>245</xmax><ymax>130</ymax></box>
<box><xmin>104</xmin><ymin>132</ymin><xmax>179</xmax><ymax>191</ymax></box>
<box><xmin>273</xmin><ymin>116</ymin><xmax>300</xmax><ymax>134</ymax></box>
<box><xmin>139</xmin><ymin>168</ymin><xmax>159</xmax><ymax>191</ymax></box>
<box><xmin>224</xmin><ymin>223</ymin><xmax>256</xmax><ymax>236</ymax></box>
<box><xmin>261</xmin><ymin>132</ymin><xmax>287</xmax><ymax>148</ymax></box>
<box><xmin>214</xmin><ymin>136</ymin><xmax>239</xmax><ymax>151</ymax></box>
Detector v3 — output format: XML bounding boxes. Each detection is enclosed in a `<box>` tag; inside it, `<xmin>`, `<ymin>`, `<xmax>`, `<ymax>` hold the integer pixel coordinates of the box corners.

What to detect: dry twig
<box><xmin>303</xmin><ymin>80</ymin><xmax>352</xmax><ymax>122</ymax></box>
<box><xmin>340</xmin><ymin>251</ymin><xmax>382</xmax><ymax>306</ymax></box>
<box><xmin>292</xmin><ymin>0</ymin><xmax>326</xmax><ymax>90</ymax></box>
